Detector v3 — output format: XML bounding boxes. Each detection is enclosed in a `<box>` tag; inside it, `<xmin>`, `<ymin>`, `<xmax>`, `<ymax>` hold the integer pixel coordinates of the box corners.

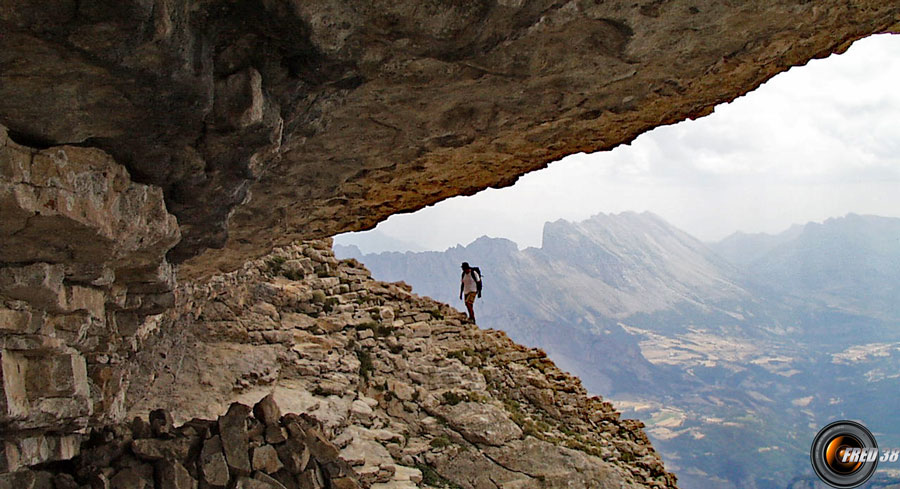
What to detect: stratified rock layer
<box><xmin>124</xmin><ymin>240</ymin><xmax>676</xmax><ymax>488</ymax></box>
<box><xmin>0</xmin><ymin>126</ymin><xmax>180</xmax><ymax>468</ymax></box>
<box><xmin>1</xmin><ymin>1</ymin><xmax>898</xmax><ymax>277</ymax></box>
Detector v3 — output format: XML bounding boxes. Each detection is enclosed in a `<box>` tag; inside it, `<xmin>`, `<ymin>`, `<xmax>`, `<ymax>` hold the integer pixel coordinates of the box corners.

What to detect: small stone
<box><xmin>350</xmin><ymin>400</ymin><xmax>373</xmax><ymax>417</ymax></box>
<box><xmin>304</xmin><ymin>430</ymin><xmax>340</xmax><ymax>463</ymax></box>
<box><xmin>0</xmin><ymin>470</ymin><xmax>36</xmax><ymax>489</ymax></box>
<box><xmin>252</xmin><ymin>445</ymin><xmax>283</xmax><ymax>474</ymax></box>
<box><xmin>200</xmin><ymin>436</ymin><xmax>229</xmax><ymax>488</ymax></box>
<box><xmin>329</xmin><ymin>477</ymin><xmax>359</xmax><ymax>489</ymax></box>
<box><xmin>179</xmin><ymin>419</ymin><xmax>215</xmax><ymax>439</ymax></box>
<box><xmin>268</xmin><ymin>471</ymin><xmax>299</xmax><ymax>489</ymax></box>
<box><xmin>252</xmin><ymin>302</ymin><xmax>279</xmax><ymax>319</ymax></box>
<box><xmin>248</xmin><ymin>419</ymin><xmax>266</xmax><ymax>443</ymax></box>
<box><xmin>394</xmin><ymin>465</ymin><xmax>423</xmax><ymax>484</ymax></box>
<box><xmin>156</xmin><ymin>459</ymin><xmax>196</xmax><ymax>489</ymax></box>
<box><xmin>378</xmin><ymin>307</ymin><xmax>394</xmax><ymax>321</ymax></box>
<box><xmin>253</xmin><ymin>394</ymin><xmax>282</xmax><ymax>426</ymax></box>
<box><xmin>276</xmin><ymin>439</ymin><xmax>309</xmax><ymax>475</ymax></box>
<box><xmin>264</xmin><ymin>425</ymin><xmax>287</xmax><ymax>445</ymax></box>
<box><xmin>131</xmin><ymin>417</ymin><xmax>152</xmax><ymax>439</ymax></box>
<box><xmin>253</xmin><ymin>472</ymin><xmax>288</xmax><ymax>489</ymax></box>
<box><xmin>149</xmin><ymin>409</ymin><xmax>174</xmax><ymax>438</ymax></box>
<box><xmin>131</xmin><ymin>438</ymin><xmax>193</xmax><ymax>462</ymax></box>
<box><xmin>285</xmin><ymin>422</ymin><xmax>305</xmax><ymax>440</ymax></box>
<box><xmin>320</xmin><ymin>457</ymin><xmax>355</xmax><ymax>480</ymax></box>
<box><xmin>53</xmin><ymin>473</ymin><xmax>78</xmax><ymax>489</ymax></box>
<box><xmin>0</xmin><ymin>442</ymin><xmax>20</xmax><ymax>473</ymax></box>
<box><xmin>314</xmin><ymin>318</ymin><xmax>342</xmax><ymax>333</ymax></box>
<box><xmin>109</xmin><ymin>468</ymin><xmax>152</xmax><ymax>489</ymax></box>
<box><xmin>233</xmin><ymin>476</ymin><xmax>275</xmax><ymax>489</ymax></box>
<box><xmin>88</xmin><ymin>473</ymin><xmax>111</xmax><ymax>489</ymax></box>
<box><xmin>296</xmin><ymin>467</ymin><xmax>325</xmax><ymax>489</ymax></box>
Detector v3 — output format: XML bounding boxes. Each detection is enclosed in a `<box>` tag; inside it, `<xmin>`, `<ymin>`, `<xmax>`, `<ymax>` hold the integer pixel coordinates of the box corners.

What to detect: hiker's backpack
<box><xmin>470</xmin><ymin>267</ymin><xmax>483</xmax><ymax>298</ymax></box>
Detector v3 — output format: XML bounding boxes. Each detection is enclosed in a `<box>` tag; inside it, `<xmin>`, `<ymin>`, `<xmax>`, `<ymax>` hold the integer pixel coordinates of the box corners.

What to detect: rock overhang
<box><xmin>0</xmin><ymin>0</ymin><xmax>898</xmax><ymax>280</ymax></box>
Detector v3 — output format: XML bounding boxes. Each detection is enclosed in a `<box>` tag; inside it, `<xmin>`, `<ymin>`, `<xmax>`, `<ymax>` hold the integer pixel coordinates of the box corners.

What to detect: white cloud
<box><xmin>337</xmin><ymin>34</ymin><xmax>900</xmax><ymax>252</ymax></box>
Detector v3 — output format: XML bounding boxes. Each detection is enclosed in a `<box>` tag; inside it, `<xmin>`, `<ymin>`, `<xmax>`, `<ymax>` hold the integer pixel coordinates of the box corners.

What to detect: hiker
<box><xmin>459</xmin><ymin>262</ymin><xmax>481</xmax><ymax>323</ymax></box>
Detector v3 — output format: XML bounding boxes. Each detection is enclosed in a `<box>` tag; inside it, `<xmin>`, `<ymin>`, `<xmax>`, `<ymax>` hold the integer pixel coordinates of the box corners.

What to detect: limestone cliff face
<box><xmin>1</xmin><ymin>1</ymin><xmax>898</xmax><ymax>277</ymax></box>
<box><xmin>1</xmin><ymin>127</ymin><xmax>180</xmax><ymax>470</ymax></box>
<box><xmin>118</xmin><ymin>240</ymin><xmax>675</xmax><ymax>488</ymax></box>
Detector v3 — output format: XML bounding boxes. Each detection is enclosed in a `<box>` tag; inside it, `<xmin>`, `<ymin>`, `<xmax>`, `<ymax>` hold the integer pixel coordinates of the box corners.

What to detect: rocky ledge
<box><xmin>117</xmin><ymin>240</ymin><xmax>676</xmax><ymax>489</ymax></box>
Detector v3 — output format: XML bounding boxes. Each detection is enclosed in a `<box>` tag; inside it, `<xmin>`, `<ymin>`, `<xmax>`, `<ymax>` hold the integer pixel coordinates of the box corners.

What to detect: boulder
<box><xmin>149</xmin><ymin>409</ymin><xmax>174</xmax><ymax>438</ymax></box>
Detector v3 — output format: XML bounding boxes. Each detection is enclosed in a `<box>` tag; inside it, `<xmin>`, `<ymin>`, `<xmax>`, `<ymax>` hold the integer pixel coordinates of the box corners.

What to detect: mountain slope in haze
<box><xmin>336</xmin><ymin>211</ymin><xmax>772</xmax><ymax>397</ymax></box>
<box><xmin>712</xmin><ymin>224</ymin><xmax>804</xmax><ymax>268</ymax></box>
<box><xmin>348</xmin><ymin>211</ymin><xmax>756</xmax><ymax>320</ymax></box>
<box><xmin>333</xmin><ymin>228</ymin><xmax>428</xmax><ymax>254</ymax></box>
<box><xmin>713</xmin><ymin>214</ymin><xmax>900</xmax><ymax>322</ymax></box>
<box><xmin>537</xmin><ymin>212</ymin><xmax>752</xmax><ymax>317</ymax></box>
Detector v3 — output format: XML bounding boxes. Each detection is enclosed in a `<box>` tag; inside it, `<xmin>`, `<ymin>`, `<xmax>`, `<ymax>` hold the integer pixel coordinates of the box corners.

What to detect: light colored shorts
<box><xmin>465</xmin><ymin>292</ymin><xmax>477</xmax><ymax>305</ymax></box>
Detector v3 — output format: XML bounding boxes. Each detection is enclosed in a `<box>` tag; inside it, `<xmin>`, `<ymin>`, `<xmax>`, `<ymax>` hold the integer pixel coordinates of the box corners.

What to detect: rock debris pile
<box><xmin>121</xmin><ymin>240</ymin><xmax>677</xmax><ymax>488</ymax></box>
<box><xmin>0</xmin><ymin>395</ymin><xmax>361</xmax><ymax>489</ymax></box>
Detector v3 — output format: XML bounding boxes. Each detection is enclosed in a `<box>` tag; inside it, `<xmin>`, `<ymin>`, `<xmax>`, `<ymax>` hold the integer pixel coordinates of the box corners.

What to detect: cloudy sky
<box><xmin>337</xmin><ymin>34</ymin><xmax>900</xmax><ymax>253</ymax></box>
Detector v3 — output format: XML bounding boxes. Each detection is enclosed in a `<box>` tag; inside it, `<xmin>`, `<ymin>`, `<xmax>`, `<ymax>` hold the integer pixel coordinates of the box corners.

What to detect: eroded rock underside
<box><xmin>2</xmin><ymin>0</ymin><xmax>898</xmax><ymax>277</ymax></box>
<box><xmin>1</xmin><ymin>0</ymin><xmax>899</xmax><ymax>485</ymax></box>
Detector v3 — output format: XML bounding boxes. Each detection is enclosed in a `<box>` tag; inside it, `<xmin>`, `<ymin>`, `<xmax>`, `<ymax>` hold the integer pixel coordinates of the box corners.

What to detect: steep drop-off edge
<box><xmin>123</xmin><ymin>240</ymin><xmax>676</xmax><ymax>488</ymax></box>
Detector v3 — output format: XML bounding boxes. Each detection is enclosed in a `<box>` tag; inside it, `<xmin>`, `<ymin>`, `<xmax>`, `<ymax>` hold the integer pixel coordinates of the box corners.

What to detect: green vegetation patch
<box><xmin>265</xmin><ymin>256</ymin><xmax>286</xmax><ymax>274</ymax></box>
<box><xmin>442</xmin><ymin>391</ymin><xmax>465</xmax><ymax>406</ymax></box>
<box><xmin>356</xmin><ymin>349</ymin><xmax>374</xmax><ymax>381</ymax></box>
<box><xmin>323</xmin><ymin>297</ymin><xmax>339</xmax><ymax>312</ymax></box>
<box><xmin>430</xmin><ymin>435</ymin><xmax>452</xmax><ymax>449</ymax></box>
<box><xmin>311</xmin><ymin>290</ymin><xmax>326</xmax><ymax>304</ymax></box>
<box><xmin>415</xmin><ymin>464</ymin><xmax>462</xmax><ymax>489</ymax></box>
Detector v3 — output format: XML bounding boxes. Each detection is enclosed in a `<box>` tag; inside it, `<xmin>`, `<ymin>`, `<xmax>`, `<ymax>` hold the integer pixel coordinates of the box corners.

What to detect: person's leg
<box><xmin>465</xmin><ymin>292</ymin><xmax>476</xmax><ymax>323</ymax></box>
